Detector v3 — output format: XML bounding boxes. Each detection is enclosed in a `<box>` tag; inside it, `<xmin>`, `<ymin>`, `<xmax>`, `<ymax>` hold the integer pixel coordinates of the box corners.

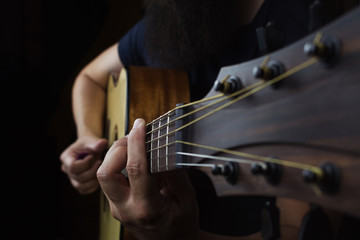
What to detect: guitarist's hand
<box><xmin>60</xmin><ymin>136</ymin><xmax>108</xmax><ymax>194</ymax></box>
<box><xmin>97</xmin><ymin>118</ymin><xmax>200</xmax><ymax>240</ymax></box>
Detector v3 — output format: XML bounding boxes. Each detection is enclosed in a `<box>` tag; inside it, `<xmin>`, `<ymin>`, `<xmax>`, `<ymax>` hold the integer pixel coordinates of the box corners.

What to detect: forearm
<box><xmin>71</xmin><ymin>43</ymin><xmax>122</xmax><ymax>139</ymax></box>
<box><xmin>72</xmin><ymin>72</ymin><xmax>106</xmax><ymax>139</ymax></box>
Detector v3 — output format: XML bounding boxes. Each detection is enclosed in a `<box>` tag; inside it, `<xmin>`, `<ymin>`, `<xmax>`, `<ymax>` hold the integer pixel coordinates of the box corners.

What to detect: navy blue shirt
<box><xmin>118</xmin><ymin>0</ymin><xmax>310</xmax><ymax>236</ymax></box>
<box><xmin>119</xmin><ymin>0</ymin><xmax>309</xmax><ymax>100</ymax></box>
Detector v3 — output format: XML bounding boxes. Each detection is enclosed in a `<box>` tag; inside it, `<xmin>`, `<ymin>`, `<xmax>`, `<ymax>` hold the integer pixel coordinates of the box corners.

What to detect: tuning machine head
<box><xmin>302</xmin><ymin>162</ymin><xmax>341</xmax><ymax>194</ymax></box>
<box><xmin>253</xmin><ymin>60</ymin><xmax>285</xmax><ymax>89</ymax></box>
<box><xmin>212</xmin><ymin>162</ymin><xmax>239</xmax><ymax>185</ymax></box>
<box><xmin>213</xmin><ymin>75</ymin><xmax>243</xmax><ymax>94</ymax></box>
<box><xmin>251</xmin><ymin>160</ymin><xmax>282</xmax><ymax>185</ymax></box>
<box><xmin>304</xmin><ymin>34</ymin><xmax>341</xmax><ymax>67</ymax></box>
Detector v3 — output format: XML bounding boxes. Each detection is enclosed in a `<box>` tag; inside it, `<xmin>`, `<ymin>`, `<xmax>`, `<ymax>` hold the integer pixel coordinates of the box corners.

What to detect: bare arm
<box><xmin>60</xmin><ymin>42</ymin><xmax>123</xmax><ymax>194</ymax></box>
<box><xmin>72</xmin><ymin>42</ymin><xmax>123</xmax><ymax>139</ymax></box>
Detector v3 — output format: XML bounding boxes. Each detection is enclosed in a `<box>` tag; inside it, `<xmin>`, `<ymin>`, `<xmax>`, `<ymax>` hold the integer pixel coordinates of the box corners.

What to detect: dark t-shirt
<box><xmin>119</xmin><ymin>0</ymin><xmax>309</xmax><ymax>100</ymax></box>
<box><xmin>118</xmin><ymin>0</ymin><xmax>310</xmax><ymax>236</ymax></box>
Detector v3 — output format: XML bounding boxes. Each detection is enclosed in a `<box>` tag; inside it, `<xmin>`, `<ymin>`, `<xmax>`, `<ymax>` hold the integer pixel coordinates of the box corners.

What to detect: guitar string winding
<box><xmin>145</xmin><ymin>56</ymin><xmax>321</xmax><ymax>174</ymax></box>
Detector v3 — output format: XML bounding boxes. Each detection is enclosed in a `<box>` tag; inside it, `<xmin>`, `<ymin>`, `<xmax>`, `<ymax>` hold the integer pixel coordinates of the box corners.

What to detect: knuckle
<box><xmin>96</xmin><ymin>169</ymin><xmax>110</xmax><ymax>182</ymax></box>
<box><xmin>126</xmin><ymin>164</ymin><xmax>142</xmax><ymax>179</ymax></box>
<box><xmin>133</xmin><ymin>204</ymin><xmax>156</xmax><ymax>227</ymax></box>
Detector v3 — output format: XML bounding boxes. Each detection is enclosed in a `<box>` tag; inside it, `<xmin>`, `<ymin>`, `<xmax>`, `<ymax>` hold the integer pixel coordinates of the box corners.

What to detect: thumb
<box><xmin>91</xmin><ymin>138</ymin><xmax>109</xmax><ymax>154</ymax></box>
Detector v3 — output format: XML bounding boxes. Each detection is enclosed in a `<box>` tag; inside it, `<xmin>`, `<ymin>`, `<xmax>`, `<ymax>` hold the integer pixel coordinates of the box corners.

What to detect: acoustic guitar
<box><xmin>100</xmin><ymin>6</ymin><xmax>360</xmax><ymax>240</ymax></box>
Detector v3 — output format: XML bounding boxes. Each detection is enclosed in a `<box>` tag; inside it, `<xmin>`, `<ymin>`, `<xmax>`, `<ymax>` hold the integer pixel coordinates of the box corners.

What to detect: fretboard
<box><xmin>146</xmin><ymin>111</ymin><xmax>178</xmax><ymax>173</ymax></box>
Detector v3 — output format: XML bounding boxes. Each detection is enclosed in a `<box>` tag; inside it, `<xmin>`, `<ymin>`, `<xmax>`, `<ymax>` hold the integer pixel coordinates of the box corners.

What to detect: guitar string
<box><xmin>149</xmin><ymin>152</ymin><xmax>266</xmax><ymax>171</ymax></box>
<box><xmin>175</xmin><ymin>141</ymin><xmax>323</xmax><ymax>175</ymax></box>
<box><xmin>146</xmin><ymin>78</ymin><xmax>233</xmax><ymax>129</ymax></box>
<box><xmin>146</xmin><ymin>57</ymin><xmax>319</xmax><ymax>145</ymax></box>
<box><xmin>150</xmin><ymin>150</ymin><xmax>324</xmax><ymax>197</ymax></box>
<box><xmin>146</xmin><ymin>92</ymin><xmax>224</xmax><ymax>128</ymax></box>
<box><xmin>145</xmin><ymin>56</ymin><xmax>323</xmax><ymax>176</ymax></box>
<box><xmin>145</xmin><ymin>56</ymin><xmax>272</xmax><ymax>134</ymax></box>
<box><xmin>145</xmin><ymin>33</ymin><xmax>322</xmax><ymax>136</ymax></box>
<box><xmin>146</xmin><ymin>75</ymin><xmax>234</xmax><ymax>128</ymax></box>
<box><xmin>147</xmin><ymin>140</ymin><xmax>323</xmax><ymax>176</ymax></box>
<box><xmin>145</xmin><ymin>80</ymin><xmax>265</xmax><ymax>136</ymax></box>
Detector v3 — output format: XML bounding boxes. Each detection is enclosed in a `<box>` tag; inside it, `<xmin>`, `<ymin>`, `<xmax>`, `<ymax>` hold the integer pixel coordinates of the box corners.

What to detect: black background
<box><xmin>1</xmin><ymin>0</ymin><xmax>142</xmax><ymax>239</ymax></box>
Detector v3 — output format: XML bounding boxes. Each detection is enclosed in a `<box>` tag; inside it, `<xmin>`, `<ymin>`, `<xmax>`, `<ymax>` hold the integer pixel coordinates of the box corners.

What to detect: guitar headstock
<box><xmin>175</xmin><ymin>6</ymin><xmax>360</xmax><ymax>219</ymax></box>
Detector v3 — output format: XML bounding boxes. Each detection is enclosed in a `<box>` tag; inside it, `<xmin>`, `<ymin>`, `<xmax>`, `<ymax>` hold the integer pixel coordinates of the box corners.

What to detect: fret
<box><xmin>166</xmin><ymin>114</ymin><xmax>170</xmax><ymax>171</ymax></box>
<box><xmin>159</xmin><ymin>115</ymin><xmax>169</xmax><ymax>172</ymax></box>
<box><xmin>167</xmin><ymin>111</ymin><xmax>177</xmax><ymax>170</ymax></box>
<box><xmin>150</xmin><ymin>123</ymin><xmax>154</xmax><ymax>172</ymax></box>
<box><xmin>147</xmin><ymin>111</ymin><xmax>178</xmax><ymax>173</ymax></box>
<box><xmin>157</xmin><ymin>119</ymin><xmax>161</xmax><ymax>172</ymax></box>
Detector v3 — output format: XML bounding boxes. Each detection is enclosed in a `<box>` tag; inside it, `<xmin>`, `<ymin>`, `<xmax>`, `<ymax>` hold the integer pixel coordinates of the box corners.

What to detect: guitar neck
<box><xmin>146</xmin><ymin>105</ymin><xmax>185</xmax><ymax>173</ymax></box>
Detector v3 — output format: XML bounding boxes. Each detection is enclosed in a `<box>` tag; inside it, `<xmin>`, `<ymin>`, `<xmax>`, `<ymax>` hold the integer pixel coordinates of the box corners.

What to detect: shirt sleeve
<box><xmin>118</xmin><ymin>18</ymin><xmax>148</xmax><ymax>67</ymax></box>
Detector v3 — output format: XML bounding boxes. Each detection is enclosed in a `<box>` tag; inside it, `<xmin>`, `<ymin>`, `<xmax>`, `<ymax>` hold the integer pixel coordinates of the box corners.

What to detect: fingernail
<box><xmin>132</xmin><ymin>118</ymin><xmax>143</xmax><ymax>129</ymax></box>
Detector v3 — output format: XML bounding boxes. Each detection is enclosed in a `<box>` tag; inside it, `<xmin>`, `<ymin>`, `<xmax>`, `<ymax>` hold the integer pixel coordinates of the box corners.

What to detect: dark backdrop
<box><xmin>1</xmin><ymin>0</ymin><xmax>142</xmax><ymax>239</ymax></box>
<box><xmin>1</xmin><ymin>0</ymin><xmax>358</xmax><ymax>239</ymax></box>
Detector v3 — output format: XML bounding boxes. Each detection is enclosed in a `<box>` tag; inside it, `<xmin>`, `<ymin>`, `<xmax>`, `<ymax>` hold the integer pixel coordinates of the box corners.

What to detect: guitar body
<box><xmin>100</xmin><ymin>66</ymin><xmax>190</xmax><ymax>240</ymax></box>
<box><xmin>99</xmin><ymin>69</ymin><xmax>127</xmax><ymax>240</ymax></box>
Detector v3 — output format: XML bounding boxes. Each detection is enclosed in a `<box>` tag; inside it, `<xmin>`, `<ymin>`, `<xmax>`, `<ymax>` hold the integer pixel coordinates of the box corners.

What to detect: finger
<box><xmin>70</xmin><ymin>160</ymin><xmax>102</xmax><ymax>183</ymax></box>
<box><xmin>70</xmin><ymin>177</ymin><xmax>100</xmax><ymax>195</ymax></box>
<box><xmin>61</xmin><ymin>138</ymin><xmax>108</xmax><ymax>172</ymax></box>
<box><xmin>97</xmin><ymin>137</ymin><xmax>130</xmax><ymax>203</ymax></box>
<box><xmin>92</xmin><ymin>138</ymin><xmax>108</xmax><ymax>151</ymax></box>
<box><xmin>66</xmin><ymin>154</ymin><xmax>97</xmax><ymax>176</ymax></box>
<box><xmin>60</xmin><ymin>148</ymin><xmax>92</xmax><ymax>174</ymax></box>
<box><xmin>60</xmin><ymin>147</ymin><xmax>78</xmax><ymax>172</ymax></box>
<box><xmin>127</xmin><ymin>119</ymin><xmax>162</xmax><ymax>203</ymax></box>
<box><xmin>76</xmin><ymin>138</ymin><xmax>108</xmax><ymax>165</ymax></box>
<box><xmin>90</xmin><ymin>138</ymin><xmax>108</xmax><ymax>159</ymax></box>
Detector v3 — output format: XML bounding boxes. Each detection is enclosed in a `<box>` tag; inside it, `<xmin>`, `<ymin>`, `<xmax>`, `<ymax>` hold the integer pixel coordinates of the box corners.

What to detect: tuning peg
<box><xmin>302</xmin><ymin>169</ymin><xmax>319</xmax><ymax>183</ymax></box>
<box><xmin>211</xmin><ymin>162</ymin><xmax>239</xmax><ymax>185</ymax></box>
<box><xmin>303</xmin><ymin>33</ymin><xmax>341</xmax><ymax>67</ymax></box>
<box><xmin>253</xmin><ymin>60</ymin><xmax>285</xmax><ymax>89</ymax></box>
<box><xmin>213</xmin><ymin>75</ymin><xmax>243</xmax><ymax>94</ymax></box>
<box><xmin>302</xmin><ymin>162</ymin><xmax>341</xmax><ymax>194</ymax></box>
<box><xmin>251</xmin><ymin>161</ymin><xmax>282</xmax><ymax>185</ymax></box>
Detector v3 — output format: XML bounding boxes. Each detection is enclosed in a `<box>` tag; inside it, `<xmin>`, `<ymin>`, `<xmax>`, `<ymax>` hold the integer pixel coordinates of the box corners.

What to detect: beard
<box><xmin>143</xmin><ymin>0</ymin><xmax>242</xmax><ymax>70</ymax></box>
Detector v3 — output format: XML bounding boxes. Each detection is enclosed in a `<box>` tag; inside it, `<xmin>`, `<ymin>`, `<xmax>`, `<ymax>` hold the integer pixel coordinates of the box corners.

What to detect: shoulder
<box><xmin>118</xmin><ymin>18</ymin><xmax>149</xmax><ymax>67</ymax></box>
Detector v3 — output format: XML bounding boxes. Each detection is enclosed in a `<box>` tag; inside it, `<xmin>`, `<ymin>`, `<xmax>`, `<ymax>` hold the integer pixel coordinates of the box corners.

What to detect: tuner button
<box><xmin>302</xmin><ymin>163</ymin><xmax>341</xmax><ymax>195</ymax></box>
<box><xmin>214</xmin><ymin>75</ymin><xmax>242</xmax><ymax>94</ymax></box>
<box><xmin>302</xmin><ymin>169</ymin><xmax>318</xmax><ymax>183</ymax></box>
<box><xmin>213</xmin><ymin>80</ymin><xmax>224</xmax><ymax>92</ymax></box>
<box><xmin>303</xmin><ymin>36</ymin><xmax>342</xmax><ymax>67</ymax></box>
<box><xmin>251</xmin><ymin>161</ymin><xmax>282</xmax><ymax>185</ymax></box>
<box><xmin>211</xmin><ymin>165</ymin><xmax>222</xmax><ymax>175</ymax></box>
<box><xmin>251</xmin><ymin>163</ymin><xmax>264</xmax><ymax>175</ymax></box>
<box><xmin>253</xmin><ymin>66</ymin><xmax>264</xmax><ymax>79</ymax></box>
<box><xmin>304</xmin><ymin>42</ymin><xmax>318</xmax><ymax>57</ymax></box>
<box><xmin>253</xmin><ymin>60</ymin><xmax>285</xmax><ymax>83</ymax></box>
<box><xmin>226</xmin><ymin>75</ymin><xmax>243</xmax><ymax>94</ymax></box>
